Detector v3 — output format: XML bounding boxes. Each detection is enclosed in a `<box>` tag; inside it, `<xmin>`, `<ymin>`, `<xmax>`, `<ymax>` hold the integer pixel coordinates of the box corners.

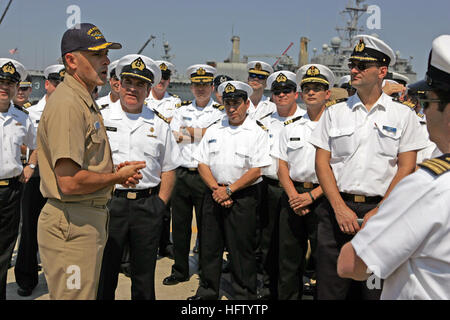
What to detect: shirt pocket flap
<box><xmin>143</xmin><ymin>144</ymin><xmax>159</xmax><ymax>157</ymax></box>
<box><xmin>329</xmin><ymin>127</ymin><xmax>356</xmax><ymax>138</ymax></box>
<box><xmin>287</xmin><ymin>139</ymin><xmax>304</xmax><ymax>150</ymax></box>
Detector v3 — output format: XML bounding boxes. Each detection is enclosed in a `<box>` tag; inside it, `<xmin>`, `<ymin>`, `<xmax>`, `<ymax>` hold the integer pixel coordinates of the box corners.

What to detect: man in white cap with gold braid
<box><xmin>0</xmin><ymin>58</ymin><xmax>36</xmax><ymax>300</ymax></box>
<box><xmin>163</xmin><ymin>64</ymin><xmax>224</xmax><ymax>286</ymax></box>
<box><xmin>97</xmin><ymin>54</ymin><xmax>180</xmax><ymax>300</ymax></box>
<box><xmin>338</xmin><ymin>34</ymin><xmax>450</xmax><ymax>300</ymax></box>
<box><xmin>188</xmin><ymin>80</ymin><xmax>271</xmax><ymax>300</ymax></box>
<box><xmin>96</xmin><ymin>59</ymin><xmax>120</xmax><ymax>108</ymax></box>
<box><xmin>246</xmin><ymin>61</ymin><xmax>276</xmax><ymax>121</ymax></box>
<box><xmin>255</xmin><ymin>70</ymin><xmax>305</xmax><ymax>300</ymax></box>
<box><xmin>309</xmin><ymin>34</ymin><xmax>429</xmax><ymax>300</ymax></box>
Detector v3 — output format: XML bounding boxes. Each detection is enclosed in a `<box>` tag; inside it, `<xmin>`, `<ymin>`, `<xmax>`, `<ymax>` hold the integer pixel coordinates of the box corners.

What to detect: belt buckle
<box><xmin>0</xmin><ymin>180</ymin><xmax>9</xmax><ymax>186</ymax></box>
<box><xmin>303</xmin><ymin>182</ymin><xmax>313</xmax><ymax>189</ymax></box>
<box><xmin>127</xmin><ymin>192</ymin><xmax>137</xmax><ymax>200</ymax></box>
<box><xmin>188</xmin><ymin>168</ymin><xmax>197</xmax><ymax>172</ymax></box>
<box><xmin>354</xmin><ymin>195</ymin><xmax>366</xmax><ymax>203</ymax></box>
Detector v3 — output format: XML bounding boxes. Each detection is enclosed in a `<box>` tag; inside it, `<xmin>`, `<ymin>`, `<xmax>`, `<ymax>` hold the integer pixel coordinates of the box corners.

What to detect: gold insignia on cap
<box><xmin>197</xmin><ymin>67</ymin><xmax>206</xmax><ymax>76</ymax></box>
<box><xmin>276</xmin><ymin>73</ymin><xmax>287</xmax><ymax>83</ymax></box>
<box><xmin>355</xmin><ymin>39</ymin><xmax>365</xmax><ymax>53</ymax></box>
<box><xmin>160</xmin><ymin>63</ymin><xmax>168</xmax><ymax>71</ymax></box>
<box><xmin>87</xmin><ymin>26</ymin><xmax>105</xmax><ymax>40</ymax></box>
<box><xmin>131</xmin><ymin>57</ymin><xmax>146</xmax><ymax>71</ymax></box>
<box><xmin>306</xmin><ymin>66</ymin><xmax>320</xmax><ymax>77</ymax></box>
<box><xmin>2</xmin><ymin>62</ymin><xmax>16</xmax><ymax>75</ymax></box>
<box><xmin>224</xmin><ymin>83</ymin><xmax>236</xmax><ymax>93</ymax></box>
<box><xmin>255</xmin><ymin>63</ymin><xmax>262</xmax><ymax>71</ymax></box>
<box><xmin>59</xmin><ymin>70</ymin><xmax>65</xmax><ymax>78</ymax></box>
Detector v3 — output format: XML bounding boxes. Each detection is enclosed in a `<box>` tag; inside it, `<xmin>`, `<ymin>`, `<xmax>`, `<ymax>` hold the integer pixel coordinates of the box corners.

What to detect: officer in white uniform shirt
<box><xmin>97</xmin><ymin>54</ymin><xmax>180</xmax><ymax>300</ymax></box>
<box><xmin>272</xmin><ymin>64</ymin><xmax>334</xmax><ymax>300</ymax></box>
<box><xmin>256</xmin><ymin>70</ymin><xmax>305</xmax><ymax>300</ymax></box>
<box><xmin>163</xmin><ymin>64</ymin><xmax>225</xmax><ymax>286</ymax></box>
<box><xmin>0</xmin><ymin>58</ymin><xmax>37</xmax><ymax>300</ymax></box>
<box><xmin>96</xmin><ymin>59</ymin><xmax>120</xmax><ymax>108</ymax></box>
<box><xmin>309</xmin><ymin>35</ymin><xmax>429</xmax><ymax>300</ymax></box>
<box><xmin>145</xmin><ymin>60</ymin><xmax>181</xmax><ymax>121</ymax></box>
<box><xmin>14</xmin><ymin>62</ymin><xmax>64</xmax><ymax>298</ymax></box>
<box><xmin>188</xmin><ymin>81</ymin><xmax>271</xmax><ymax>300</ymax></box>
<box><xmin>337</xmin><ymin>34</ymin><xmax>450</xmax><ymax>300</ymax></box>
<box><xmin>246</xmin><ymin>61</ymin><xmax>276</xmax><ymax>121</ymax></box>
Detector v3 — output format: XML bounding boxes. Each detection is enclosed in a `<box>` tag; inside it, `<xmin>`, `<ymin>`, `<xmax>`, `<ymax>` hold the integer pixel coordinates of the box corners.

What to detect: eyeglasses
<box><xmin>419</xmin><ymin>97</ymin><xmax>443</xmax><ymax>110</ymax></box>
<box><xmin>272</xmin><ymin>88</ymin><xmax>295</xmax><ymax>96</ymax></box>
<box><xmin>249</xmin><ymin>73</ymin><xmax>268</xmax><ymax>80</ymax></box>
<box><xmin>18</xmin><ymin>87</ymin><xmax>31</xmax><ymax>91</ymax></box>
<box><xmin>301</xmin><ymin>86</ymin><xmax>325</xmax><ymax>93</ymax></box>
<box><xmin>348</xmin><ymin>62</ymin><xmax>378</xmax><ymax>71</ymax></box>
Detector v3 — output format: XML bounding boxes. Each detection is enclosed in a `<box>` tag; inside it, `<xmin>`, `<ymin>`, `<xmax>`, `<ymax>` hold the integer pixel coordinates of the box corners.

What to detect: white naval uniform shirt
<box><xmin>309</xmin><ymin>92</ymin><xmax>429</xmax><ymax>197</ymax></box>
<box><xmin>351</xmin><ymin>161</ymin><xmax>450</xmax><ymax>300</ymax></box>
<box><xmin>101</xmin><ymin>101</ymin><xmax>181</xmax><ymax>190</ymax></box>
<box><xmin>145</xmin><ymin>91</ymin><xmax>181</xmax><ymax>119</ymax></box>
<box><xmin>272</xmin><ymin>112</ymin><xmax>319</xmax><ymax>184</ymax></box>
<box><xmin>0</xmin><ymin>103</ymin><xmax>36</xmax><ymax>179</ymax></box>
<box><xmin>27</xmin><ymin>96</ymin><xmax>46</xmax><ymax>129</ymax></box>
<box><xmin>247</xmin><ymin>95</ymin><xmax>277</xmax><ymax>121</ymax></box>
<box><xmin>193</xmin><ymin>116</ymin><xmax>271</xmax><ymax>185</ymax></box>
<box><xmin>96</xmin><ymin>93</ymin><xmax>113</xmax><ymax>108</ymax></box>
<box><xmin>261</xmin><ymin>106</ymin><xmax>306</xmax><ymax>180</ymax></box>
<box><xmin>170</xmin><ymin>98</ymin><xmax>225</xmax><ymax>168</ymax></box>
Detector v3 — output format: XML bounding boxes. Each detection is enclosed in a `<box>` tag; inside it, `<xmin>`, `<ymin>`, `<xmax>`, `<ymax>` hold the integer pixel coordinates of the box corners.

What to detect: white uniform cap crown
<box><xmin>338</xmin><ymin>75</ymin><xmax>352</xmax><ymax>88</ymax></box>
<box><xmin>296</xmin><ymin>64</ymin><xmax>336</xmax><ymax>90</ymax></box>
<box><xmin>44</xmin><ymin>64</ymin><xmax>65</xmax><ymax>79</ymax></box>
<box><xmin>247</xmin><ymin>61</ymin><xmax>273</xmax><ymax>76</ymax></box>
<box><xmin>0</xmin><ymin>58</ymin><xmax>27</xmax><ymax>82</ymax></box>
<box><xmin>266</xmin><ymin>71</ymin><xmax>297</xmax><ymax>90</ymax></box>
<box><xmin>351</xmin><ymin>34</ymin><xmax>396</xmax><ymax>66</ymax></box>
<box><xmin>116</xmin><ymin>54</ymin><xmax>161</xmax><ymax>85</ymax></box>
<box><xmin>155</xmin><ymin>60</ymin><xmax>175</xmax><ymax>74</ymax></box>
<box><xmin>108</xmin><ymin>59</ymin><xmax>119</xmax><ymax>79</ymax></box>
<box><xmin>218</xmin><ymin>80</ymin><xmax>253</xmax><ymax>98</ymax></box>
<box><xmin>186</xmin><ymin>64</ymin><xmax>216</xmax><ymax>83</ymax></box>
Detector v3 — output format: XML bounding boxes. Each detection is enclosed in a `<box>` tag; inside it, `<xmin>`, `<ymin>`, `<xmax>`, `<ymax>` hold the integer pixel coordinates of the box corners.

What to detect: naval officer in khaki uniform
<box><xmin>37</xmin><ymin>23</ymin><xmax>145</xmax><ymax>300</ymax></box>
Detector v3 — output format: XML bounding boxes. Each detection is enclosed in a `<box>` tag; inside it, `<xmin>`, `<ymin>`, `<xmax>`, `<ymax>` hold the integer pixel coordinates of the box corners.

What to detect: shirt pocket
<box><xmin>234</xmin><ymin>147</ymin><xmax>250</xmax><ymax>168</ymax></box>
<box><xmin>287</xmin><ymin>139</ymin><xmax>304</xmax><ymax>161</ymax></box>
<box><xmin>374</xmin><ymin>121</ymin><xmax>402</xmax><ymax>157</ymax></box>
<box><xmin>329</xmin><ymin>126</ymin><xmax>357</xmax><ymax>158</ymax></box>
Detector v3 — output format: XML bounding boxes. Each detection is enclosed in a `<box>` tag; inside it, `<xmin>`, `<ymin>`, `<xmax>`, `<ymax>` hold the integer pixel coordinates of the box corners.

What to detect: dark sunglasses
<box><xmin>348</xmin><ymin>62</ymin><xmax>378</xmax><ymax>71</ymax></box>
<box><xmin>18</xmin><ymin>87</ymin><xmax>31</xmax><ymax>91</ymax></box>
<box><xmin>249</xmin><ymin>73</ymin><xmax>267</xmax><ymax>80</ymax></box>
<box><xmin>273</xmin><ymin>88</ymin><xmax>295</xmax><ymax>96</ymax></box>
<box><xmin>419</xmin><ymin>97</ymin><xmax>443</xmax><ymax>110</ymax></box>
<box><xmin>301</xmin><ymin>86</ymin><xmax>325</xmax><ymax>93</ymax></box>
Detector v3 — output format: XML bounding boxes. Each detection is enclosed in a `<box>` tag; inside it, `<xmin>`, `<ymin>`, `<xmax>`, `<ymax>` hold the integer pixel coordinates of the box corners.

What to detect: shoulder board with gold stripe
<box><xmin>256</xmin><ymin>120</ymin><xmax>268</xmax><ymax>132</ymax></box>
<box><xmin>284</xmin><ymin>115</ymin><xmax>303</xmax><ymax>126</ymax></box>
<box><xmin>418</xmin><ymin>154</ymin><xmax>450</xmax><ymax>177</ymax></box>
<box><xmin>325</xmin><ymin>98</ymin><xmax>348</xmax><ymax>108</ymax></box>
<box><xmin>99</xmin><ymin>103</ymin><xmax>109</xmax><ymax>110</ymax></box>
<box><xmin>168</xmin><ymin>92</ymin><xmax>179</xmax><ymax>98</ymax></box>
<box><xmin>13</xmin><ymin>104</ymin><xmax>29</xmax><ymax>114</ymax></box>
<box><xmin>153</xmin><ymin>109</ymin><xmax>169</xmax><ymax>124</ymax></box>
<box><xmin>392</xmin><ymin>98</ymin><xmax>416</xmax><ymax>110</ymax></box>
<box><xmin>260</xmin><ymin>111</ymin><xmax>273</xmax><ymax>120</ymax></box>
<box><xmin>176</xmin><ymin>100</ymin><xmax>192</xmax><ymax>108</ymax></box>
<box><xmin>23</xmin><ymin>102</ymin><xmax>32</xmax><ymax>109</ymax></box>
<box><xmin>213</xmin><ymin>103</ymin><xmax>225</xmax><ymax>111</ymax></box>
<box><xmin>207</xmin><ymin>118</ymin><xmax>221</xmax><ymax>128</ymax></box>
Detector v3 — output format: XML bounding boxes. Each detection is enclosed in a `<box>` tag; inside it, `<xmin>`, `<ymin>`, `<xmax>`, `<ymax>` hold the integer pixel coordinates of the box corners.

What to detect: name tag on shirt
<box><xmin>183</xmin><ymin>116</ymin><xmax>192</xmax><ymax>121</ymax></box>
<box><xmin>105</xmin><ymin>126</ymin><xmax>117</xmax><ymax>132</ymax></box>
<box><xmin>290</xmin><ymin>137</ymin><xmax>301</xmax><ymax>141</ymax></box>
<box><xmin>382</xmin><ymin>125</ymin><xmax>397</xmax><ymax>134</ymax></box>
<box><xmin>35</xmin><ymin>120</ymin><xmax>39</xmax><ymax>124</ymax></box>
<box><xmin>208</xmin><ymin>139</ymin><xmax>216</xmax><ymax>144</ymax></box>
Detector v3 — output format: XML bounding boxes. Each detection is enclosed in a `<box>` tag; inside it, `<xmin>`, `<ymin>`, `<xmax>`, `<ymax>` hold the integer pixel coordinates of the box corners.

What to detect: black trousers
<box><xmin>316</xmin><ymin>198</ymin><xmax>383</xmax><ymax>300</ymax></box>
<box><xmin>196</xmin><ymin>184</ymin><xmax>259</xmax><ymax>300</ymax></box>
<box><xmin>257</xmin><ymin>178</ymin><xmax>283</xmax><ymax>299</ymax></box>
<box><xmin>15</xmin><ymin>176</ymin><xmax>46</xmax><ymax>290</ymax></box>
<box><xmin>278</xmin><ymin>184</ymin><xmax>320</xmax><ymax>300</ymax></box>
<box><xmin>170</xmin><ymin>168</ymin><xmax>208</xmax><ymax>279</ymax></box>
<box><xmin>0</xmin><ymin>178</ymin><xmax>21</xmax><ymax>300</ymax></box>
<box><xmin>97</xmin><ymin>192</ymin><xmax>166</xmax><ymax>300</ymax></box>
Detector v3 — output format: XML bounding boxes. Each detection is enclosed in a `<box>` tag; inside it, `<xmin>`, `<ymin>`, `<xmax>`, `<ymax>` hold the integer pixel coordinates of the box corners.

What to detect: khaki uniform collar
<box><xmin>63</xmin><ymin>73</ymin><xmax>97</xmax><ymax>111</ymax></box>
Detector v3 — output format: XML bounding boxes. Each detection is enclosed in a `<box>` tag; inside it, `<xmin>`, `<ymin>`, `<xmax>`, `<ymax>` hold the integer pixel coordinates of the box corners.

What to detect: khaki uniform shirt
<box><xmin>37</xmin><ymin>73</ymin><xmax>114</xmax><ymax>202</ymax></box>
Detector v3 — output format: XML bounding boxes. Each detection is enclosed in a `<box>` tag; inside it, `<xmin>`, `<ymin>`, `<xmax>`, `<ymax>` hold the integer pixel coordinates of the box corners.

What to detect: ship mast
<box><xmin>335</xmin><ymin>0</ymin><xmax>367</xmax><ymax>51</ymax></box>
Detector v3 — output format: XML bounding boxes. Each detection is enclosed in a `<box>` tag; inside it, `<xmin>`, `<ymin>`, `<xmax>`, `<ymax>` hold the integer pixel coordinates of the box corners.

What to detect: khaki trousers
<box><xmin>37</xmin><ymin>199</ymin><xmax>108</xmax><ymax>300</ymax></box>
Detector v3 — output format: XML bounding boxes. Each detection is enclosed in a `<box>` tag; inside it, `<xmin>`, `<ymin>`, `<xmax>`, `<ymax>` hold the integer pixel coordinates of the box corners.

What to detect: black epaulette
<box><xmin>325</xmin><ymin>98</ymin><xmax>348</xmax><ymax>108</ymax></box>
<box><xmin>176</xmin><ymin>100</ymin><xmax>192</xmax><ymax>108</ymax></box>
<box><xmin>213</xmin><ymin>103</ymin><xmax>225</xmax><ymax>111</ymax></box>
<box><xmin>284</xmin><ymin>115</ymin><xmax>303</xmax><ymax>126</ymax></box>
<box><xmin>153</xmin><ymin>109</ymin><xmax>170</xmax><ymax>124</ymax></box>
<box><xmin>99</xmin><ymin>103</ymin><xmax>109</xmax><ymax>110</ymax></box>
<box><xmin>31</xmin><ymin>100</ymin><xmax>38</xmax><ymax>106</ymax></box>
<box><xmin>392</xmin><ymin>98</ymin><xmax>416</xmax><ymax>110</ymax></box>
<box><xmin>13</xmin><ymin>104</ymin><xmax>29</xmax><ymax>114</ymax></box>
<box><xmin>207</xmin><ymin>118</ymin><xmax>221</xmax><ymax>128</ymax></box>
<box><xmin>23</xmin><ymin>102</ymin><xmax>32</xmax><ymax>109</ymax></box>
<box><xmin>259</xmin><ymin>111</ymin><xmax>273</xmax><ymax>120</ymax></box>
<box><xmin>168</xmin><ymin>92</ymin><xmax>179</xmax><ymax>98</ymax></box>
<box><xmin>256</xmin><ymin>120</ymin><xmax>268</xmax><ymax>132</ymax></box>
<box><xmin>418</xmin><ymin>154</ymin><xmax>450</xmax><ymax>177</ymax></box>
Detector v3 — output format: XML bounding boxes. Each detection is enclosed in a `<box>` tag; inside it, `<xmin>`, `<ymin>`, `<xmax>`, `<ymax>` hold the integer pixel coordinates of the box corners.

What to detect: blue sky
<box><xmin>0</xmin><ymin>0</ymin><xmax>449</xmax><ymax>79</ymax></box>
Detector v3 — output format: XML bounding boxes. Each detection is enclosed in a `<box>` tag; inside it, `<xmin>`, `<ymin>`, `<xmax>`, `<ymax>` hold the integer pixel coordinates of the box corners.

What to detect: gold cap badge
<box><xmin>2</xmin><ymin>62</ymin><xmax>16</xmax><ymax>75</ymax></box>
<box><xmin>306</xmin><ymin>66</ymin><xmax>320</xmax><ymax>76</ymax></box>
<box><xmin>197</xmin><ymin>67</ymin><xmax>206</xmax><ymax>76</ymax></box>
<box><xmin>255</xmin><ymin>63</ymin><xmax>262</xmax><ymax>71</ymax></box>
<box><xmin>355</xmin><ymin>39</ymin><xmax>365</xmax><ymax>53</ymax></box>
<box><xmin>160</xmin><ymin>63</ymin><xmax>168</xmax><ymax>71</ymax></box>
<box><xmin>276</xmin><ymin>73</ymin><xmax>287</xmax><ymax>83</ymax></box>
<box><xmin>224</xmin><ymin>83</ymin><xmax>236</xmax><ymax>93</ymax></box>
<box><xmin>131</xmin><ymin>57</ymin><xmax>145</xmax><ymax>71</ymax></box>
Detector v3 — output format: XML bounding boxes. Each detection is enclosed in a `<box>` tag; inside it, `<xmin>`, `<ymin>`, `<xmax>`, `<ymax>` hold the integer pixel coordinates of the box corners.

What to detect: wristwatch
<box><xmin>226</xmin><ymin>186</ymin><xmax>233</xmax><ymax>196</ymax></box>
<box><xmin>28</xmin><ymin>163</ymin><xmax>36</xmax><ymax>169</ymax></box>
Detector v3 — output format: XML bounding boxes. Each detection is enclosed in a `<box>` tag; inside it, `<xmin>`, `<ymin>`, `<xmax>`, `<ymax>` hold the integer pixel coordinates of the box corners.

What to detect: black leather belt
<box><xmin>263</xmin><ymin>176</ymin><xmax>283</xmax><ymax>188</ymax></box>
<box><xmin>340</xmin><ymin>193</ymin><xmax>382</xmax><ymax>204</ymax></box>
<box><xmin>0</xmin><ymin>176</ymin><xmax>19</xmax><ymax>187</ymax></box>
<box><xmin>179</xmin><ymin>167</ymin><xmax>198</xmax><ymax>173</ymax></box>
<box><xmin>114</xmin><ymin>186</ymin><xmax>159</xmax><ymax>200</ymax></box>
<box><xmin>292</xmin><ymin>181</ymin><xmax>319</xmax><ymax>189</ymax></box>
